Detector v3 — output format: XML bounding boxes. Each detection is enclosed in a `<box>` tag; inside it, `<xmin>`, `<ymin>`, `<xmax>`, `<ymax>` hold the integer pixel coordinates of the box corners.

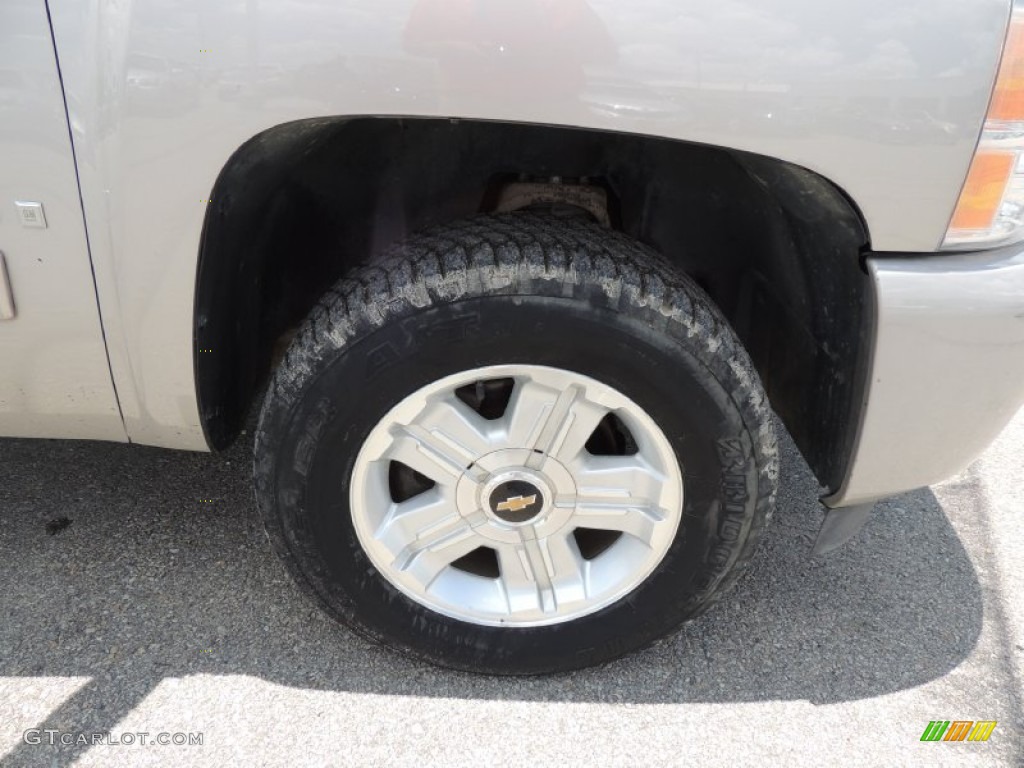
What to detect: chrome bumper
<box><xmin>826</xmin><ymin>242</ymin><xmax>1024</xmax><ymax>507</ymax></box>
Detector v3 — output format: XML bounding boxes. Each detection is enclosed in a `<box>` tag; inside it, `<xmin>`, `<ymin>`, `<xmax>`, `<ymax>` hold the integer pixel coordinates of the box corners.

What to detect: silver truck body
<box><xmin>2</xmin><ymin>0</ymin><xmax>1024</xmax><ymax>508</ymax></box>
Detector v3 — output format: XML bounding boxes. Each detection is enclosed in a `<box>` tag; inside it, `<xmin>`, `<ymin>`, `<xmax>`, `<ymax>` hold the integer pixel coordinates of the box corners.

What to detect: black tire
<box><xmin>254</xmin><ymin>212</ymin><xmax>778</xmax><ymax>675</ymax></box>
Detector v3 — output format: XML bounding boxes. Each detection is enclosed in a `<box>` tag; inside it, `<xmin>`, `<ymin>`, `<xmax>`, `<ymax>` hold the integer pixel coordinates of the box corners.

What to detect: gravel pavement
<box><xmin>1</xmin><ymin>408</ymin><xmax>1022</xmax><ymax>767</ymax></box>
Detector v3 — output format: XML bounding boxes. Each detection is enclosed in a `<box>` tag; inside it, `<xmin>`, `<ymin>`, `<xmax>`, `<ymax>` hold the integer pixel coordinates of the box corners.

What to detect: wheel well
<box><xmin>195</xmin><ymin>117</ymin><xmax>871</xmax><ymax>493</ymax></box>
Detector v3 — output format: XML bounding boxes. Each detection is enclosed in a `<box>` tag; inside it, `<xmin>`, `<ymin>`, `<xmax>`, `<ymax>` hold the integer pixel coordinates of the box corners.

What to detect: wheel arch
<box><xmin>195</xmin><ymin>116</ymin><xmax>871</xmax><ymax>494</ymax></box>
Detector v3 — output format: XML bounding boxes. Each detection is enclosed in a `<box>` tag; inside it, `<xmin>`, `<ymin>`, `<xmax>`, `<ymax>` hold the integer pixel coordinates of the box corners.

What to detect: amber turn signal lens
<box><xmin>990</xmin><ymin>15</ymin><xmax>1024</xmax><ymax>122</ymax></box>
<box><xmin>949</xmin><ymin>150</ymin><xmax>1015</xmax><ymax>231</ymax></box>
<box><xmin>944</xmin><ymin>8</ymin><xmax>1024</xmax><ymax>247</ymax></box>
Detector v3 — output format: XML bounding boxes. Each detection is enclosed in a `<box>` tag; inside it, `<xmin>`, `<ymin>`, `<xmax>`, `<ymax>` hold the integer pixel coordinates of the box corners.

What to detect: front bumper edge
<box><xmin>826</xmin><ymin>242</ymin><xmax>1024</xmax><ymax>508</ymax></box>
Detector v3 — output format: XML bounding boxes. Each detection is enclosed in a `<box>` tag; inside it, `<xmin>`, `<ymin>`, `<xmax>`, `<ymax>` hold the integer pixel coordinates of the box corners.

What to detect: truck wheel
<box><xmin>254</xmin><ymin>212</ymin><xmax>778</xmax><ymax>674</ymax></box>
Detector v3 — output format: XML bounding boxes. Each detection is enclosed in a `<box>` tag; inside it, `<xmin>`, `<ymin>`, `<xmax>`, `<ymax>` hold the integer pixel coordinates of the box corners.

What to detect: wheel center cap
<box><xmin>485</xmin><ymin>473</ymin><xmax>547</xmax><ymax>524</ymax></box>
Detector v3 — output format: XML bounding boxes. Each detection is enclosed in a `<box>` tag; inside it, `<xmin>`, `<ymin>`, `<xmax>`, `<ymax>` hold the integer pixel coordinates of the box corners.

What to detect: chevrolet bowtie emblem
<box><xmin>495</xmin><ymin>494</ymin><xmax>537</xmax><ymax>513</ymax></box>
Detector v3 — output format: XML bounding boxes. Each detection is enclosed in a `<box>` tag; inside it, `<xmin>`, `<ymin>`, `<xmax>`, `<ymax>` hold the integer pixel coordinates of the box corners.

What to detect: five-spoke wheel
<box><xmin>351</xmin><ymin>365</ymin><xmax>684</xmax><ymax>626</ymax></box>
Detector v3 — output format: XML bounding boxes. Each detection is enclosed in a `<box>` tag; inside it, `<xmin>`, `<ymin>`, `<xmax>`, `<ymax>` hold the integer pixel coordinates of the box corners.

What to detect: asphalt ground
<box><xmin>1</xmin><ymin>407</ymin><xmax>1022</xmax><ymax>767</ymax></box>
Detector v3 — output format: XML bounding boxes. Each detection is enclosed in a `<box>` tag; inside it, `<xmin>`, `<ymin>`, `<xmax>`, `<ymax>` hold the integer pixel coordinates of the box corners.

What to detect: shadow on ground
<box><xmin>0</xmin><ymin>421</ymin><xmax>983</xmax><ymax>765</ymax></box>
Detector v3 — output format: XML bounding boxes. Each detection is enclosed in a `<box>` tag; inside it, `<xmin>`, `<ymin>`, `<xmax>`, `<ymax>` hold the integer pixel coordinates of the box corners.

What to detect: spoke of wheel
<box><xmin>496</xmin><ymin>530</ymin><xmax>587</xmax><ymax>615</ymax></box>
<box><xmin>571</xmin><ymin>500</ymin><xmax>665</xmax><ymax>546</ymax></box>
<box><xmin>417</xmin><ymin>395</ymin><xmax>493</xmax><ymax>456</ymax></box>
<box><xmin>387</xmin><ymin>498</ymin><xmax>490</xmax><ymax>589</ymax></box>
<box><xmin>386</xmin><ymin>399</ymin><xmax>491</xmax><ymax>486</ymax></box>
<box><xmin>574</xmin><ymin>454</ymin><xmax>667</xmax><ymax>503</ymax></box>
<box><xmin>504</xmin><ymin>379</ymin><xmax>608</xmax><ymax>467</ymax></box>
